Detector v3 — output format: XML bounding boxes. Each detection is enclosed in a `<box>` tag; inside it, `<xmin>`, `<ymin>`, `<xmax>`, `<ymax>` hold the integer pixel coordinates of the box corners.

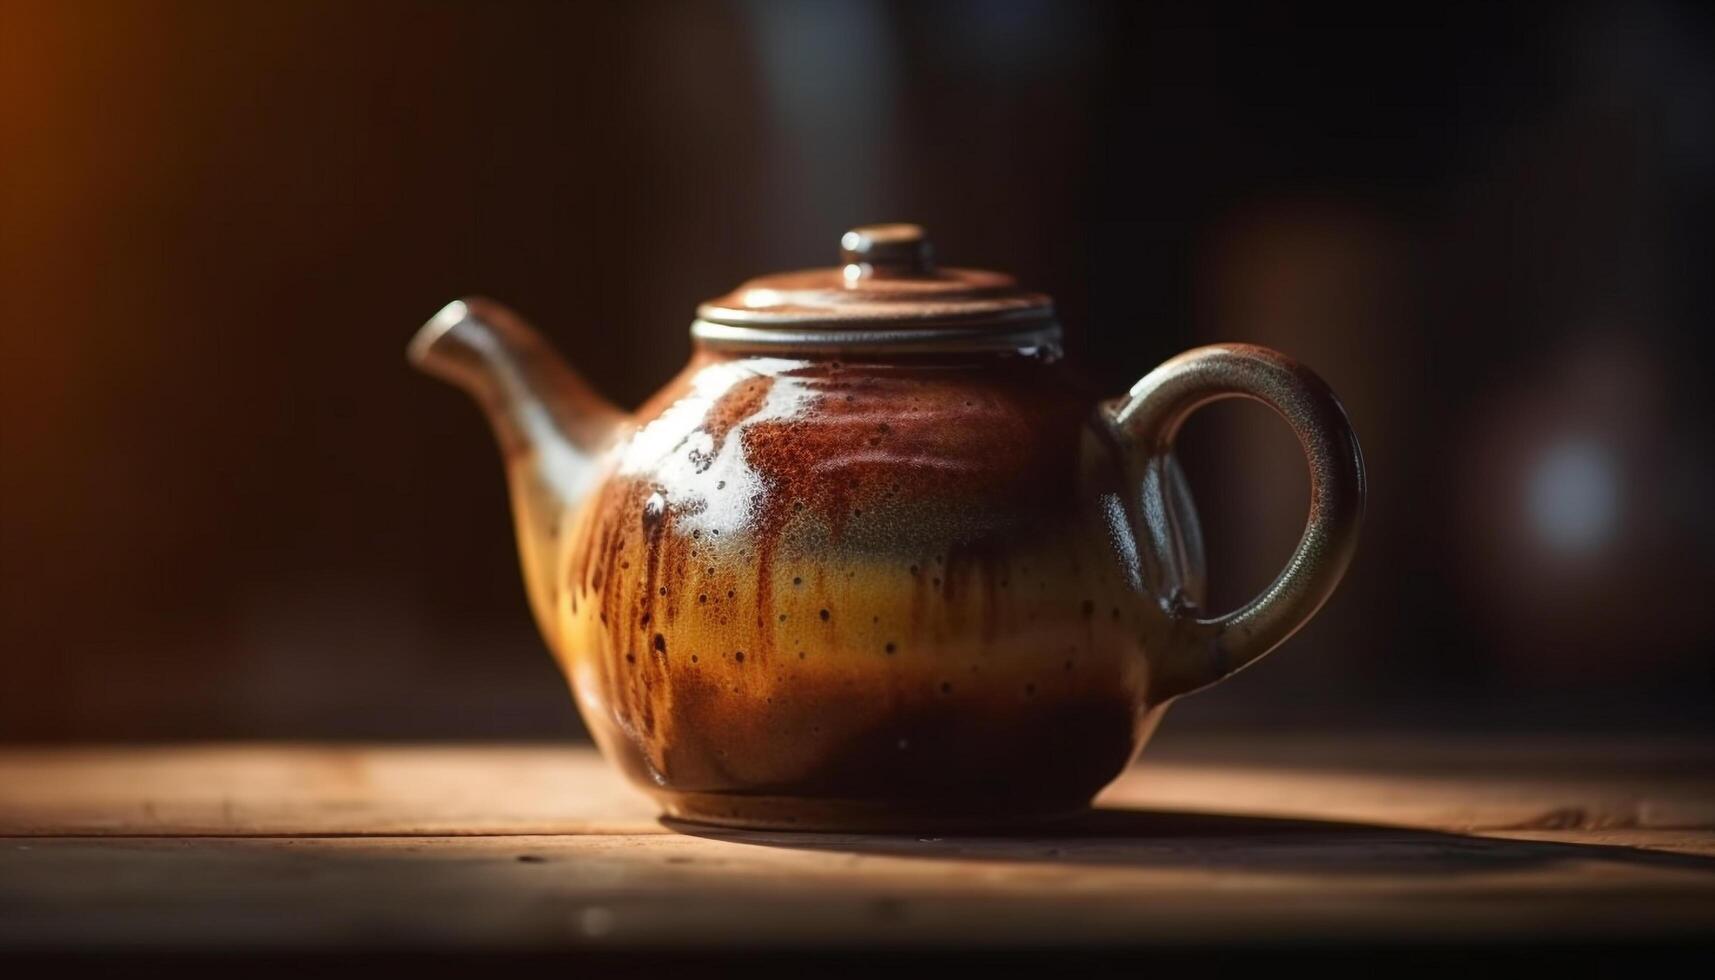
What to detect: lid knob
<box><xmin>840</xmin><ymin>223</ymin><xmax>935</xmax><ymax>282</ymax></box>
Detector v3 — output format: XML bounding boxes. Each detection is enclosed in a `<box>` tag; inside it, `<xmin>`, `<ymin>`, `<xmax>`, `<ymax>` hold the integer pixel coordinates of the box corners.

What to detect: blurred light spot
<box><xmin>577</xmin><ymin>906</ymin><xmax>615</xmax><ymax>938</ymax></box>
<box><xmin>741</xmin><ymin>0</ymin><xmax>898</xmax><ymax>239</ymax></box>
<box><xmin>938</xmin><ymin>0</ymin><xmax>1093</xmax><ymax>73</ymax></box>
<box><xmin>1526</xmin><ymin>439</ymin><xmax>1619</xmax><ymax>553</ymax></box>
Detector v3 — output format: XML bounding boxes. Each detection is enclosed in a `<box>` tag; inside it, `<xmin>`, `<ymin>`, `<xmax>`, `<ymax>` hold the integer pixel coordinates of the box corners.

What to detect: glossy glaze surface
<box><xmin>550</xmin><ymin>350</ymin><xmax>1194</xmax><ymax>826</ymax></box>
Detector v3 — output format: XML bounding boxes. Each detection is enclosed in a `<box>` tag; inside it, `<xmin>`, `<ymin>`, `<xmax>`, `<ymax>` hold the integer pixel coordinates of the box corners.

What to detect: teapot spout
<box><xmin>409</xmin><ymin>298</ymin><xmax>625</xmax><ymax>634</ymax></box>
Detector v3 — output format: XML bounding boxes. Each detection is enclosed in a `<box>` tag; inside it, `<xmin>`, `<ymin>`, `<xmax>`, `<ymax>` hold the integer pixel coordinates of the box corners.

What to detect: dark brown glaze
<box><xmin>552</xmin><ymin>348</ymin><xmax>1186</xmax><ymax>828</ymax></box>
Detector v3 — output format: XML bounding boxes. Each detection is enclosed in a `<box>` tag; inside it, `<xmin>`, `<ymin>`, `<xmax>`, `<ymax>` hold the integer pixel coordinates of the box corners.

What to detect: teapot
<box><xmin>409</xmin><ymin>224</ymin><xmax>1364</xmax><ymax>830</ymax></box>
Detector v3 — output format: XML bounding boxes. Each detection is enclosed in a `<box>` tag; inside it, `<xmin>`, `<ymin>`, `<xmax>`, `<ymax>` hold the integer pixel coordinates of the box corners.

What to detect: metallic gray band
<box><xmin>690</xmin><ymin>318</ymin><xmax>1063</xmax><ymax>354</ymax></box>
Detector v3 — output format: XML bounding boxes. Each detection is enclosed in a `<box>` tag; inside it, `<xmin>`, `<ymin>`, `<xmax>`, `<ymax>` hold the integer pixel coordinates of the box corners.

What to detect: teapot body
<box><xmin>548</xmin><ymin>348</ymin><xmax>1203</xmax><ymax>829</ymax></box>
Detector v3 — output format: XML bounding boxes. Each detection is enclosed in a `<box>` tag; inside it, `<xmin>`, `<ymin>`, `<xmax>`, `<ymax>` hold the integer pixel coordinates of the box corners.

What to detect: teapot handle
<box><xmin>1106</xmin><ymin>344</ymin><xmax>1366</xmax><ymax>698</ymax></box>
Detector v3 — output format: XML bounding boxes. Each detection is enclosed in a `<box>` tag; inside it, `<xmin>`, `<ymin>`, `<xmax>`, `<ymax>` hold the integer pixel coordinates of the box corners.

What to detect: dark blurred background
<box><xmin>2</xmin><ymin>0</ymin><xmax>1711</xmax><ymax>741</ymax></box>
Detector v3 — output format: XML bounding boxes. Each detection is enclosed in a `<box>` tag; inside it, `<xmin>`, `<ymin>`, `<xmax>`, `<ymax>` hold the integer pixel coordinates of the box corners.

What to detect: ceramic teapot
<box><xmin>409</xmin><ymin>224</ymin><xmax>1364</xmax><ymax>830</ymax></box>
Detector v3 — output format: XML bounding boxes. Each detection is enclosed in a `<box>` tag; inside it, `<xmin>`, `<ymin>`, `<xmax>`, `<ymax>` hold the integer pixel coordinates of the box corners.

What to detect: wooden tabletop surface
<box><xmin>3</xmin><ymin>734</ymin><xmax>1713</xmax><ymax>955</ymax></box>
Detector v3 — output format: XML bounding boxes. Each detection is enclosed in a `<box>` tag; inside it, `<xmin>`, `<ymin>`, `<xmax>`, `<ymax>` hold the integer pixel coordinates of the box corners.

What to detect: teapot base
<box><xmin>655</xmin><ymin>790</ymin><xmax>1094</xmax><ymax>833</ymax></box>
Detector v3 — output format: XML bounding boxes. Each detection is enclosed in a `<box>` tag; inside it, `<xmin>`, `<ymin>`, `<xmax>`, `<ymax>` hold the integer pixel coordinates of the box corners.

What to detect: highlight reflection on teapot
<box><xmin>409</xmin><ymin>224</ymin><xmax>1365</xmax><ymax>830</ymax></box>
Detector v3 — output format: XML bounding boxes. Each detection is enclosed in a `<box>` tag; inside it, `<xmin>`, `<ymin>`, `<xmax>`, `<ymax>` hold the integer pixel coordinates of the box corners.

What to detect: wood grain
<box><xmin>3</xmin><ymin>734</ymin><xmax>1713</xmax><ymax>951</ymax></box>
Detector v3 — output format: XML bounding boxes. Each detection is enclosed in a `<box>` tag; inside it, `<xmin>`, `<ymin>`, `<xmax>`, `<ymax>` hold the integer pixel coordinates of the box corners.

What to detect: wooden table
<box><xmin>4</xmin><ymin>734</ymin><xmax>1713</xmax><ymax>962</ymax></box>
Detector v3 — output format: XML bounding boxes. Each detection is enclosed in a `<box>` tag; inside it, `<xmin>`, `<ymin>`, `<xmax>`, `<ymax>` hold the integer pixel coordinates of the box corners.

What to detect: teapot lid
<box><xmin>692</xmin><ymin>224</ymin><xmax>1059</xmax><ymax>351</ymax></box>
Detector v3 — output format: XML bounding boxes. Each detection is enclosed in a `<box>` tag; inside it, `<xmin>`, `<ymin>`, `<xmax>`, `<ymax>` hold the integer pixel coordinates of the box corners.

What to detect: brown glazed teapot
<box><xmin>409</xmin><ymin>224</ymin><xmax>1364</xmax><ymax>830</ymax></box>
